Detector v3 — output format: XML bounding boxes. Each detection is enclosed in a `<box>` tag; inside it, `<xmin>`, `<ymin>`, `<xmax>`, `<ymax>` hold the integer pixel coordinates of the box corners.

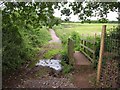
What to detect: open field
<box><xmin>53</xmin><ymin>23</ymin><xmax>118</xmax><ymax>36</ymax></box>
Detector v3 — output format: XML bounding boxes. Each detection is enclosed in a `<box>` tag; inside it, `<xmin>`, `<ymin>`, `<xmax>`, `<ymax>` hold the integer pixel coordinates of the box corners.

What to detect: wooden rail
<box><xmin>80</xmin><ymin>34</ymin><xmax>96</xmax><ymax>63</ymax></box>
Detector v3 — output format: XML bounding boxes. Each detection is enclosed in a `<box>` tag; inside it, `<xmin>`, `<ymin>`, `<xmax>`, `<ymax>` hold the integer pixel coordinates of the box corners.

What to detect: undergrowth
<box><xmin>2</xmin><ymin>25</ymin><xmax>51</xmax><ymax>74</ymax></box>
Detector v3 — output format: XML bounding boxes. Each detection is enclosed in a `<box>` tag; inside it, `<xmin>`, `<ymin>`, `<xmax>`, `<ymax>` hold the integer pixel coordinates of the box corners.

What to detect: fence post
<box><xmin>68</xmin><ymin>38</ymin><xmax>74</xmax><ymax>66</ymax></box>
<box><xmin>97</xmin><ymin>25</ymin><xmax>106</xmax><ymax>83</ymax></box>
<box><xmin>84</xmin><ymin>40</ymin><xmax>86</xmax><ymax>53</ymax></box>
<box><xmin>93</xmin><ymin>33</ymin><xmax>96</xmax><ymax>61</ymax></box>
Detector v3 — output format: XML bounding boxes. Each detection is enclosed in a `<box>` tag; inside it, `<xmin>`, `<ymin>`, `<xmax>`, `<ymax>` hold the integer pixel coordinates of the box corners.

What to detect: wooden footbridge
<box><xmin>67</xmin><ymin>25</ymin><xmax>120</xmax><ymax>86</ymax></box>
<box><xmin>67</xmin><ymin>25</ymin><xmax>108</xmax><ymax>83</ymax></box>
<box><xmin>68</xmin><ymin>35</ymin><xmax>97</xmax><ymax>67</ymax></box>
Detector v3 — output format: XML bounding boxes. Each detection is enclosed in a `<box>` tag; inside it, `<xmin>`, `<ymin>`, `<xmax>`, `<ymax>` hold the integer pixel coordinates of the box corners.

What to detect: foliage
<box><xmin>2</xmin><ymin>26</ymin><xmax>51</xmax><ymax>74</ymax></box>
<box><xmin>98</xmin><ymin>18</ymin><xmax>109</xmax><ymax>23</ymax></box>
<box><xmin>70</xmin><ymin>31</ymin><xmax>80</xmax><ymax>51</ymax></box>
<box><xmin>60</xmin><ymin>2</ymin><xmax>119</xmax><ymax>21</ymax></box>
<box><xmin>105</xmin><ymin>26</ymin><xmax>120</xmax><ymax>56</ymax></box>
<box><xmin>43</xmin><ymin>49</ymin><xmax>60</xmax><ymax>59</ymax></box>
<box><xmin>60</xmin><ymin>55</ymin><xmax>73</xmax><ymax>74</ymax></box>
<box><xmin>2</xmin><ymin>2</ymin><xmax>53</xmax><ymax>74</ymax></box>
<box><xmin>82</xmin><ymin>18</ymin><xmax>112</xmax><ymax>24</ymax></box>
<box><xmin>60</xmin><ymin>49</ymin><xmax>69</xmax><ymax>64</ymax></box>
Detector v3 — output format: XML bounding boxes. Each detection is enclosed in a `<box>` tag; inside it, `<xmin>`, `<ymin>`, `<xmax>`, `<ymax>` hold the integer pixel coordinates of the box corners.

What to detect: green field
<box><xmin>53</xmin><ymin>23</ymin><xmax>118</xmax><ymax>37</ymax></box>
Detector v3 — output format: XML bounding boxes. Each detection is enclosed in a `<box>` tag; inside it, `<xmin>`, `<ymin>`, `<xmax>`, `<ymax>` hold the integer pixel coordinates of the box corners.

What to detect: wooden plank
<box><xmin>97</xmin><ymin>25</ymin><xmax>106</xmax><ymax>83</ymax></box>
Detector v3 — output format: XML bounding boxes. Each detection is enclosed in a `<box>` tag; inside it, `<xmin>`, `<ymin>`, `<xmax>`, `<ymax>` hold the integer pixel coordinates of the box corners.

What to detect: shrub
<box><xmin>60</xmin><ymin>49</ymin><xmax>69</xmax><ymax>64</ymax></box>
<box><xmin>71</xmin><ymin>31</ymin><xmax>80</xmax><ymax>51</ymax></box>
<box><xmin>2</xmin><ymin>26</ymin><xmax>51</xmax><ymax>74</ymax></box>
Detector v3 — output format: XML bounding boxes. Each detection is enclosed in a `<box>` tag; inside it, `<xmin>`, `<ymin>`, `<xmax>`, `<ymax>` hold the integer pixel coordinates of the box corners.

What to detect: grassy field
<box><xmin>53</xmin><ymin>23</ymin><xmax>118</xmax><ymax>37</ymax></box>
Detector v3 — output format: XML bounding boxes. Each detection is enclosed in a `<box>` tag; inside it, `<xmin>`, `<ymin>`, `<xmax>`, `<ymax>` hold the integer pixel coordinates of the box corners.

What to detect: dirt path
<box><xmin>49</xmin><ymin>29</ymin><xmax>61</xmax><ymax>43</ymax></box>
<box><xmin>74</xmin><ymin>51</ymin><xmax>91</xmax><ymax>66</ymax></box>
<box><xmin>73</xmin><ymin>51</ymin><xmax>96</xmax><ymax>88</ymax></box>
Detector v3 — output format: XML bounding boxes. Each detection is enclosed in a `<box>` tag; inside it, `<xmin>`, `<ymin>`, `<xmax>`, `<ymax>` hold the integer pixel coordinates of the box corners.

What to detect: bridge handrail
<box><xmin>80</xmin><ymin>35</ymin><xmax>96</xmax><ymax>63</ymax></box>
<box><xmin>80</xmin><ymin>43</ymin><xmax>95</xmax><ymax>54</ymax></box>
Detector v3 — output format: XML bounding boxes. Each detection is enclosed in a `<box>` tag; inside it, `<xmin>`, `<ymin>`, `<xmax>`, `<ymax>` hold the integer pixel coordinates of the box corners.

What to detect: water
<box><xmin>36</xmin><ymin>59</ymin><xmax>62</xmax><ymax>71</ymax></box>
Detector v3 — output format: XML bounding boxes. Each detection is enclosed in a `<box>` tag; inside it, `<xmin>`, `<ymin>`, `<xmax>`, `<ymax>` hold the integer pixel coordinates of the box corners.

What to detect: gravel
<box><xmin>17</xmin><ymin>74</ymin><xmax>76</xmax><ymax>88</ymax></box>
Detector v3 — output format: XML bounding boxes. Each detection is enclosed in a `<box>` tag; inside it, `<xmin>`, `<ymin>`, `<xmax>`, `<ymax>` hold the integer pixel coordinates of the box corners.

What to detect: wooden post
<box><xmin>84</xmin><ymin>40</ymin><xmax>86</xmax><ymax>53</ymax></box>
<box><xmin>97</xmin><ymin>25</ymin><xmax>106</xmax><ymax>83</ymax></box>
<box><xmin>83</xmin><ymin>40</ymin><xmax>85</xmax><ymax>52</ymax></box>
<box><xmin>81</xmin><ymin>40</ymin><xmax>83</xmax><ymax>50</ymax></box>
<box><xmin>68</xmin><ymin>38</ymin><xmax>74</xmax><ymax>66</ymax></box>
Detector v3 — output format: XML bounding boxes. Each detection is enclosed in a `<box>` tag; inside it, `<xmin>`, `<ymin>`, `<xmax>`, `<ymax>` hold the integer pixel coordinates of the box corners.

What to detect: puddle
<box><xmin>36</xmin><ymin>59</ymin><xmax>62</xmax><ymax>71</ymax></box>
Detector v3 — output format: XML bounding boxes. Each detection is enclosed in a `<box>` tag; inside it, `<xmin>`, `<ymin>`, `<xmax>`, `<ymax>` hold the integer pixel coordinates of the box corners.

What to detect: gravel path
<box><xmin>17</xmin><ymin>74</ymin><xmax>75</xmax><ymax>88</ymax></box>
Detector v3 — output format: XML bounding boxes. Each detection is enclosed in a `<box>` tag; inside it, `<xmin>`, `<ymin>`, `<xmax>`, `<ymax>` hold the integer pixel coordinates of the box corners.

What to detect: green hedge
<box><xmin>2</xmin><ymin>25</ymin><xmax>51</xmax><ymax>74</ymax></box>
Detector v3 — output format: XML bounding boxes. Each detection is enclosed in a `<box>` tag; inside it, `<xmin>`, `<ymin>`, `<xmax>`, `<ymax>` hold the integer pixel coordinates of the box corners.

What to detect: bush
<box><xmin>2</xmin><ymin>25</ymin><xmax>51</xmax><ymax>74</ymax></box>
<box><xmin>60</xmin><ymin>49</ymin><xmax>69</xmax><ymax>64</ymax></box>
<box><xmin>71</xmin><ymin>31</ymin><xmax>80</xmax><ymax>51</ymax></box>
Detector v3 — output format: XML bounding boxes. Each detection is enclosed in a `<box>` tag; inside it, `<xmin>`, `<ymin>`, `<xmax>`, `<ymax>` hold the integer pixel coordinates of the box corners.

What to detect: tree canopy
<box><xmin>1</xmin><ymin>1</ymin><xmax>120</xmax><ymax>27</ymax></box>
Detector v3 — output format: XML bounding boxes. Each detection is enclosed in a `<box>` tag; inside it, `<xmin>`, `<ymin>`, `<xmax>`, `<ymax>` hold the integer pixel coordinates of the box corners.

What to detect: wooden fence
<box><xmin>80</xmin><ymin>34</ymin><xmax>97</xmax><ymax>63</ymax></box>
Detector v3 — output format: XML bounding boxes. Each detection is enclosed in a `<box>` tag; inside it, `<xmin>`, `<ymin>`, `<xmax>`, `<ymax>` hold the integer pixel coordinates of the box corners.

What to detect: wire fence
<box><xmin>104</xmin><ymin>27</ymin><xmax>120</xmax><ymax>59</ymax></box>
<box><xmin>100</xmin><ymin>26</ymin><xmax>120</xmax><ymax>88</ymax></box>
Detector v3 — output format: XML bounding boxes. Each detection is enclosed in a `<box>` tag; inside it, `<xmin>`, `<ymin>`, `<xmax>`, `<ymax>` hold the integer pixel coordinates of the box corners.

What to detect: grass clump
<box><xmin>60</xmin><ymin>49</ymin><xmax>73</xmax><ymax>74</ymax></box>
<box><xmin>43</xmin><ymin>49</ymin><xmax>61</xmax><ymax>59</ymax></box>
<box><xmin>61</xmin><ymin>60</ymin><xmax>73</xmax><ymax>74</ymax></box>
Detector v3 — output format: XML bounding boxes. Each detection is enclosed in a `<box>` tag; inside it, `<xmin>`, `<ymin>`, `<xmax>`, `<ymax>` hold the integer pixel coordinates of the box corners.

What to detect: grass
<box><xmin>53</xmin><ymin>23</ymin><xmax>118</xmax><ymax>36</ymax></box>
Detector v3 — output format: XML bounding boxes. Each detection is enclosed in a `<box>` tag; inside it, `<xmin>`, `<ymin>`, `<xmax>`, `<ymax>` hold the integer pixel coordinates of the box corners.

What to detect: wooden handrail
<box><xmin>80</xmin><ymin>34</ymin><xmax>96</xmax><ymax>62</ymax></box>
<box><xmin>80</xmin><ymin>44</ymin><xmax>95</xmax><ymax>54</ymax></box>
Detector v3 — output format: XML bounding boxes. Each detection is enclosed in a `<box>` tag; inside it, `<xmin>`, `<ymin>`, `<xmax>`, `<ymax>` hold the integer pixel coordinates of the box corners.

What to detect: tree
<box><xmin>98</xmin><ymin>18</ymin><xmax>109</xmax><ymax>23</ymax></box>
<box><xmin>59</xmin><ymin>1</ymin><xmax>119</xmax><ymax>22</ymax></box>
